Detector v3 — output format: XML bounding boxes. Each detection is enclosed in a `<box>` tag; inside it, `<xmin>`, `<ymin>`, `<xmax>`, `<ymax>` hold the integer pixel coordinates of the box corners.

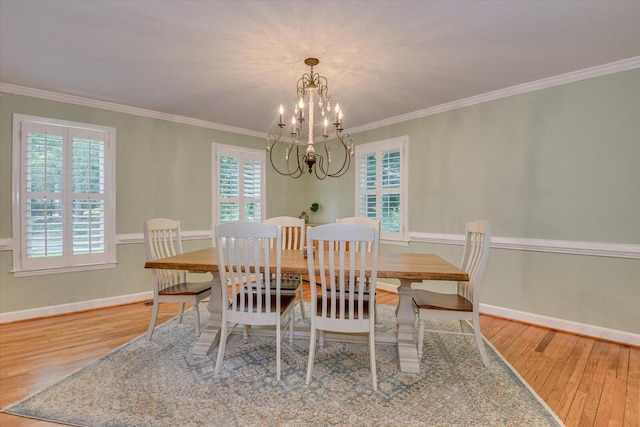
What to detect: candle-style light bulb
<box><xmin>334</xmin><ymin>103</ymin><xmax>340</xmax><ymax>124</ymax></box>
<box><xmin>298</xmin><ymin>98</ymin><xmax>305</xmax><ymax>109</ymax></box>
<box><xmin>279</xmin><ymin>105</ymin><xmax>284</xmax><ymax>124</ymax></box>
<box><xmin>323</xmin><ymin>118</ymin><xmax>328</xmax><ymax>137</ymax></box>
<box><xmin>292</xmin><ymin>116</ymin><xmax>297</xmax><ymax>134</ymax></box>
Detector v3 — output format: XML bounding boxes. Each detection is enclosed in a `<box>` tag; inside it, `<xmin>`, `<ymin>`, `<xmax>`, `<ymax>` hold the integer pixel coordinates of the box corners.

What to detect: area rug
<box><xmin>3</xmin><ymin>304</ymin><xmax>562</xmax><ymax>426</ymax></box>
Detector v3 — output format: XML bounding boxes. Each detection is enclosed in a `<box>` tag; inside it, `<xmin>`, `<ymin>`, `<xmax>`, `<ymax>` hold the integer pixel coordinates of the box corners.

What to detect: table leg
<box><xmin>191</xmin><ymin>273</ymin><xmax>223</xmax><ymax>355</ymax></box>
<box><xmin>396</xmin><ymin>279</ymin><xmax>420</xmax><ymax>373</ymax></box>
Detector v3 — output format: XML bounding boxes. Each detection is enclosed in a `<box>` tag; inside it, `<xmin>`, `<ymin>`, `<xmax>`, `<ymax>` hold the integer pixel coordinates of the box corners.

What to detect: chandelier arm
<box><xmin>319</xmin><ymin>131</ymin><xmax>350</xmax><ymax>178</ymax></box>
<box><xmin>290</xmin><ymin>145</ymin><xmax>304</xmax><ymax>178</ymax></box>
<box><xmin>314</xmin><ymin>153</ymin><xmax>328</xmax><ymax>180</ymax></box>
<box><xmin>268</xmin><ymin>130</ymin><xmax>304</xmax><ymax>178</ymax></box>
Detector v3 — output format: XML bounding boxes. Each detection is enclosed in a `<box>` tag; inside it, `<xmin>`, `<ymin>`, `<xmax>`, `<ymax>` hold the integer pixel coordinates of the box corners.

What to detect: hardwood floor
<box><xmin>1</xmin><ymin>291</ymin><xmax>638</xmax><ymax>426</ymax></box>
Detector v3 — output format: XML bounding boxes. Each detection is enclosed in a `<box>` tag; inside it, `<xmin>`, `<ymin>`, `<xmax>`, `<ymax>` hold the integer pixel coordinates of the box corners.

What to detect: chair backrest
<box><xmin>143</xmin><ymin>218</ymin><xmax>186</xmax><ymax>289</ymax></box>
<box><xmin>307</xmin><ymin>224</ymin><xmax>379</xmax><ymax>328</ymax></box>
<box><xmin>216</xmin><ymin>221</ymin><xmax>282</xmax><ymax>315</ymax></box>
<box><xmin>264</xmin><ymin>216</ymin><xmax>305</xmax><ymax>250</ymax></box>
<box><xmin>458</xmin><ymin>220</ymin><xmax>491</xmax><ymax>308</ymax></box>
<box><xmin>336</xmin><ymin>217</ymin><xmax>380</xmax><ymax>252</ymax></box>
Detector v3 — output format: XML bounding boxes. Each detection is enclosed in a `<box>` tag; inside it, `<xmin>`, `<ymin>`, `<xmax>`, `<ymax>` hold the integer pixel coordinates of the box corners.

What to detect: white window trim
<box><xmin>355</xmin><ymin>135</ymin><xmax>409</xmax><ymax>244</ymax></box>
<box><xmin>211</xmin><ymin>143</ymin><xmax>266</xmax><ymax>240</ymax></box>
<box><xmin>11</xmin><ymin>114</ymin><xmax>116</xmax><ymax>276</ymax></box>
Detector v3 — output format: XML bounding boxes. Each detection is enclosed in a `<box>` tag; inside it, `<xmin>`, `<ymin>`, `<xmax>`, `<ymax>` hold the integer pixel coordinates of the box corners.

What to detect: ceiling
<box><xmin>1</xmin><ymin>0</ymin><xmax>639</xmax><ymax>136</ymax></box>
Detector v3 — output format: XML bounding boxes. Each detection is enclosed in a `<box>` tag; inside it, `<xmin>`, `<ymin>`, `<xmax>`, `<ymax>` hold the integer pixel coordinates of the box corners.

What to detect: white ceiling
<box><xmin>1</xmin><ymin>0</ymin><xmax>640</xmax><ymax>135</ymax></box>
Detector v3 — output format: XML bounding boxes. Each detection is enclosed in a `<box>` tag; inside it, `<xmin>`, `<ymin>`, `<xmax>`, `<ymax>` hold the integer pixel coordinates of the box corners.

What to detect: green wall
<box><xmin>0</xmin><ymin>92</ymin><xmax>295</xmax><ymax>310</ymax></box>
<box><xmin>1</xmin><ymin>69</ymin><xmax>639</xmax><ymax>335</ymax></box>
<box><xmin>349</xmin><ymin>69</ymin><xmax>640</xmax><ymax>334</ymax></box>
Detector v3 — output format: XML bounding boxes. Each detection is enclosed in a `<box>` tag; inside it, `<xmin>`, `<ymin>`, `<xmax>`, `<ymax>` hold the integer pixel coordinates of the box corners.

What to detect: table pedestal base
<box><xmin>396</xmin><ymin>280</ymin><xmax>420</xmax><ymax>373</ymax></box>
<box><xmin>191</xmin><ymin>276</ymin><xmax>223</xmax><ymax>355</ymax></box>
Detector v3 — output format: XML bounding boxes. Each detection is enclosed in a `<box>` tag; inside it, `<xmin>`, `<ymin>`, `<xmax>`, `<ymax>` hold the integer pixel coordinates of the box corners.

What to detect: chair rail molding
<box><xmin>3</xmin><ymin>233</ymin><xmax>639</xmax><ymax>259</ymax></box>
<box><xmin>117</xmin><ymin>230</ymin><xmax>212</xmax><ymax>245</ymax></box>
<box><xmin>410</xmin><ymin>232</ymin><xmax>640</xmax><ymax>259</ymax></box>
<box><xmin>0</xmin><ymin>238</ymin><xmax>11</xmax><ymax>251</ymax></box>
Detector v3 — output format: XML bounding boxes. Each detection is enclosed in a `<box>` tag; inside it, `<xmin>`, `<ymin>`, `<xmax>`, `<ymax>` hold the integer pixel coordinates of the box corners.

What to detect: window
<box><xmin>12</xmin><ymin>114</ymin><xmax>116</xmax><ymax>276</ymax></box>
<box><xmin>355</xmin><ymin>136</ymin><xmax>408</xmax><ymax>243</ymax></box>
<box><xmin>212</xmin><ymin>144</ymin><xmax>265</xmax><ymax>227</ymax></box>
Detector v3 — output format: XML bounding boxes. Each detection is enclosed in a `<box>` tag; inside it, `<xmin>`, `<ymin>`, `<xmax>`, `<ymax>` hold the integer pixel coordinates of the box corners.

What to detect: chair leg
<box><xmin>306</xmin><ymin>326</ymin><xmax>317</xmax><ymax>385</ymax></box>
<box><xmin>298</xmin><ymin>285</ymin><xmax>306</xmax><ymax>319</ymax></box>
<box><xmin>192</xmin><ymin>303</ymin><xmax>201</xmax><ymax>337</ymax></box>
<box><xmin>276</xmin><ymin>319</ymin><xmax>282</xmax><ymax>381</ymax></box>
<box><xmin>178</xmin><ymin>302</ymin><xmax>185</xmax><ymax>323</ymax></box>
<box><xmin>459</xmin><ymin>320</ymin><xmax>467</xmax><ymax>333</ymax></box>
<box><xmin>369</xmin><ymin>329</ymin><xmax>378</xmax><ymax>391</ymax></box>
<box><xmin>472</xmin><ymin>313</ymin><xmax>489</xmax><ymax>367</ymax></box>
<box><xmin>214</xmin><ymin>320</ymin><xmax>229</xmax><ymax>377</ymax></box>
<box><xmin>146</xmin><ymin>300</ymin><xmax>160</xmax><ymax>340</ymax></box>
<box><xmin>243</xmin><ymin>325</ymin><xmax>250</xmax><ymax>343</ymax></box>
<box><xmin>289</xmin><ymin>309</ymin><xmax>294</xmax><ymax>345</ymax></box>
<box><xmin>416</xmin><ymin>318</ymin><xmax>425</xmax><ymax>360</ymax></box>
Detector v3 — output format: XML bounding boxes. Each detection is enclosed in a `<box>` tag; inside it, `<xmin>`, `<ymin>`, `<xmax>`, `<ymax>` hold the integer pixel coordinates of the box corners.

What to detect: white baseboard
<box><xmin>480</xmin><ymin>303</ymin><xmax>640</xmax><ymax>347</ymax></box>
<box><xmin>378</xmin><ymin>283</ymin><xmax>638</xmax><ymax>346</ymax></box>
<box><xmin>0</xmin><ymin>291</ymin><xmax>153</xmax><ymax>323</ymax></box>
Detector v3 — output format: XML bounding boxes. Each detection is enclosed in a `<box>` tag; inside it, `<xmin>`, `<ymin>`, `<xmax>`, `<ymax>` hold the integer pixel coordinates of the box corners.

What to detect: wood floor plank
<box><xmin>550</xmin><ymin>337</ymin><xmax>596</xmax><ymax>422</ymax></box>
<box><xmin>624</xmin><ymin>347</ymin><xmax>640</xmax><ymax>427</ymax></box>
<box><xmin>578</xmin><ymin>342</ymin><xmax>611</xmax><ymax>426</ymax></box>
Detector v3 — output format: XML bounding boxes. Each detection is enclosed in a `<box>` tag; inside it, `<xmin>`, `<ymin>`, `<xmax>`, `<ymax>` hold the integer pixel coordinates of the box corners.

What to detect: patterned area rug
<box><xmin>3</xmin><ymin>304</ymin><xmax>562</xmax><ymax>426</ymax></box>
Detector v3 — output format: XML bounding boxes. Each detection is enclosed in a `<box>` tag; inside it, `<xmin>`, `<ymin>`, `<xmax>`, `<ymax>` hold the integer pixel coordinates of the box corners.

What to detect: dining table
<box><xmin>145</xmin><ymin>247</ymin><xmax>468</xmax><ymax>373</ymax></box>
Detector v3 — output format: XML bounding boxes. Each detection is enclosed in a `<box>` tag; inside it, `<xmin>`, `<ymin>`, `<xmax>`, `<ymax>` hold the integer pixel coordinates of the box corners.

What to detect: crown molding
<box><xmin>348</xmin><ymin>56</ymin><xmax>640</xmax><ymax>134</ymax></box>
<box><xmin>0</xmin><ymin>83</ymin><xmax>266</xmax><ymax>139</ymax></box>
<box><xmin>3</xmin><ymin>57</ymin><xmax>639</xmax><ymax>138</ymax></box>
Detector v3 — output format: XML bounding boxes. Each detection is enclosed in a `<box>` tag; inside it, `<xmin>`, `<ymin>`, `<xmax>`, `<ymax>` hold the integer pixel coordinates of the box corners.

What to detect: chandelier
<box><xmin>267</xmin><ymin>58</ymin><xmax>354</xmax><ymax>179</ymax></box>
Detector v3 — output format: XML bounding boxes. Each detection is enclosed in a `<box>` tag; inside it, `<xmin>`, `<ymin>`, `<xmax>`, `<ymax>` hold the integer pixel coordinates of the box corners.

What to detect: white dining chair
<box><xmin>336</xmin><ymin>216</ymin><xmax>380</xmax><ymax>318</ymax></box>
<box><xmin>143</xmin><ymin>218</ymin><xmax>212</xmax><ymax>340</ymax></box>
<box><xmin>413</xmin><ymin>219</ymin><xmax>491</xmax><ymax>367</ymax></box>
<box><xmin>264</xmin><ymin>216</ymin><xmax>306</xmax><ymax>319</ymax></box>
<box><xmin>214</xmin><ymin>221</ymin><xmax>296</xmax><ymax>381</ymax></box>
<box><xmin>306</xmin><ymin>223</ymin><xmax>380</xmax><ymax>390</ymax></box>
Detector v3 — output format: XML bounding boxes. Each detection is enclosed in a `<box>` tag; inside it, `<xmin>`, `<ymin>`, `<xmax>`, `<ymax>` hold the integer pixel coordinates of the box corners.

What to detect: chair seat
<box><xmin>159</xmin><ymin>281</ymin><xmax>212</xmax><ymax>296</ymax></box>
<box><xmin>314</xmin><ymin>298</ymin><xmax>372</xmax><ymax>318</ymax></box>
<box><xmin>232</xmin><ymin>293</ymin><xmax>296</xmax><ymax>314</ymax></box>
<box><xmin>412</xmin><ymin>289</ymin><xmax>473</xmax><ymax>312</ymax></box>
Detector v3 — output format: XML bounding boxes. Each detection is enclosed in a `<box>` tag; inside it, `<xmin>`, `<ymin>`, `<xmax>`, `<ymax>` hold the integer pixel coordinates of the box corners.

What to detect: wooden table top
<box><xmin>145</xmin><ymin>247</ymin><xmax>468</xmax><ymax>282</ymax></box>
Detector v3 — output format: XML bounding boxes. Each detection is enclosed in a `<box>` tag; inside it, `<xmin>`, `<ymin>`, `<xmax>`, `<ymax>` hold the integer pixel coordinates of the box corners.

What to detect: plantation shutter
<box><xmin>243</xmin><ymin>158</ymin><xmax>262</xmax><ymax>222</ymax></box>
<box><xmin>16</xmin><ymin>116</ymin><xmax>115</xmax><ymax>273</ymax></box>
<box><xmin>219</xmin><ymin>155</ymin><xmax>240</xmax><ymax>223</ymax></box>
<box><xmin>22</xmin><ymin>123</ymin><xmax>65</xmax><ymax>270</ymax></box>
<box><xmin>214</xmin><ymin>144</ymin><xmax>265</xmax><ymax>226</ymax></box>
<box><xmin>355</xmin><ymin>136</ymin><xmax>408</xmax><ymax>242</ymax></box>
<box><xmin>69</xmin><ymin>128</ymin><xmax>108</xmax><ymax>265</ymax></box>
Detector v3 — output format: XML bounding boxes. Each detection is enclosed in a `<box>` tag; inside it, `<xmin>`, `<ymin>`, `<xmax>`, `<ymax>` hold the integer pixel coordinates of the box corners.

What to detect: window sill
<box><xmin>12</xmin><ymin>262</ymin><xmax>118</xmax><ymax>277</ymax></box>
